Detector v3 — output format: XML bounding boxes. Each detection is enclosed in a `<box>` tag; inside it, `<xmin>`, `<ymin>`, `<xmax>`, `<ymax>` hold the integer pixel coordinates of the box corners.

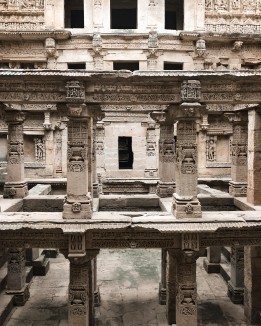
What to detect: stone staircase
<box><xmin>0</xmin><ymin>260</ymin><xmax>33</xmax><ymax>325</ymax></box>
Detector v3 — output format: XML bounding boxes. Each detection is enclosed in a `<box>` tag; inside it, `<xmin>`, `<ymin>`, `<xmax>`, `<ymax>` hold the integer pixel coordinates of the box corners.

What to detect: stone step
<box><xmin>41</xmin><ymin>248</ymin><xmax>59</xmax><ymax>258</ymax></box>
<box><xmin>33</xmin><ymin>255</ymin><xmax>50</xmax><ymax>276</ymax></box>
<box><xmin>222</xmin><ymin>246</ymin><xmax>231</xmax><ymax>262</ymax></box>
<box><xmin>0</xmin><ymin>291</ymin><xmax>14</xmax><ymax>326</ymax></box>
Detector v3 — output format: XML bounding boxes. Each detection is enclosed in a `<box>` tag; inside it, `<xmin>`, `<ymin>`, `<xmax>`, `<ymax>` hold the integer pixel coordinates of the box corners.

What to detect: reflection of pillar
<box><xmin>159</xmin><ymin>249</ymin><xmax>167</xmax><ymax>304</ymax></box>
<box><xmin>247</xmin><ymin>109</ymin><xmax>261</xmax><ymax>204</ymax></box>
<box><xmin>228</xmin><ymin>246</ymin><xmax>244</xmax><ymax>304</ymax></box>
<box><xmin>244</xmin><ymin>246</ymin><xmax>261</xmax><ymax>325</ymax></box>
<box><xmin>203</xmin><ymin>246</ymin><xmax>221</xmax><ymax>273</ymax></box>
<box><xmin>157</xmin><ymin>124</ymin><xmax>176</xmax><ymax>197</ymax></box>
<box><xmin>176</xmin><ymin>251</ymin><xmax>198</xmax><ymax>326</ymax></box>
<box><xmin>225</xmin><ymin>112</ymin><xmax>248</xmax><ymax>197</ymax></box>
<box><xmin>63</xmin><ymin>104</ymin><xmax>92</xmax><ymax>219</ymax></box>
<box><xmin>6</xmin><ymin>248</ymin><xmax>29</xmax><ymax>305</ymax></box>
<box><xmin>4</xmin><ymin>110</ymin><xmax>28</xmax><ymax>198</ymax></box>
<box><xmin>166</xmin><ymin>249</ymin><xmax>177</xmax><ymax>324</ymax></box>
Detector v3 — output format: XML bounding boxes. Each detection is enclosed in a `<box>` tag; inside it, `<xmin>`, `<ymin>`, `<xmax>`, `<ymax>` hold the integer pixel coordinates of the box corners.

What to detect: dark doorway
<box><xmin>113</xmin><ymin>61</ymin><xmax>139</xmax><ymax>71</ymax></box>
<box><xmin>65</xmin><ymin>0</ymin><xmax>84</xmax><ymax>28</ymax></box>
<box><xmin>111</xmin><ymin>0</ymin><xmax>137</xmax><ymax>29</ymax></box>
<box><xmin>164</xmin><ymin>62</ymin><xmax>183</xmax><ymax>70</ymax></box>
<box><xmin>118</xmin><ymin>137</ymin><xmax>133</xmax><ymax>169</ymax></box>
<box><xmin>165</xmin><ymin>0</ymin><xmax>183</xmax><ymax>30</ymax></box>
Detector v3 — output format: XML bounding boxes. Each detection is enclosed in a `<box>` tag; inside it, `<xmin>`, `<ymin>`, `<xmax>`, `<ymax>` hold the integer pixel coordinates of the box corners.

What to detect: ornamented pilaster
<box><xmin>144</xmin><ymin>122</ymin><xmax>159</xmax><ymax>179</ymax></box>
<box><xmin>6</xmin><ymin>248</ymin><xmax>29</xmax><ymax>306</ymax></box>
<box><xmin>3</xmin><ymin>110</ymin><xmax>28</xmax><ymax>198</ymax></box>
<box><xmin>227</xmin><ymin>246</ymin><xmax>244</xmax><ymax>304</ymax></box>
<box><xmin>68</xmin><ymin>244</ymin><xmax>99</xmax><ymax>326</ymax></box>
<box><xmin>157</xmin><ymin>124</ymin><xmax>176</xmax><ymax>197</ymax></box>
<box><xmin>172</xmin><ymin>81</ymin><xmax>203</xmax><ymax>218</ymax></box>
<box><xmin>225</xmin><ymin>112</ymin><xmax>248</xmax><ymax>197</ymax></box>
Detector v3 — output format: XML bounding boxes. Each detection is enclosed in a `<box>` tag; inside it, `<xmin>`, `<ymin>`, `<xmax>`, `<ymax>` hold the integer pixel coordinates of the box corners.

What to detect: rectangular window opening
<box><xmin>118</xmin><ymin>137</ymin><xmax>133</xmax><ymax>169</ymax></box>
<box><xmin>113</xmin><ymin>61</ymin><xmax>139</xmax><ymax>71</ymax></box>
<box><xmin>65</xmin><ymin>0</ymin><xmax>84</xmax><ymax>28</ymax></box>
<box><xmin>164</xmin><ymin>62</ymin><xmax>183</xmax><ymax>70</ymax></box>
<box><xmin>165</xmin><ymin>0</ymin><xmax>183</xmax><ymax>30</ymax></box>
<box><xmin>111</xmin><ymin>0</ymin><xmax>137</xmax><ymax>29</ymax></box>
<box><xmin>68</xmin><ymin>63</ymin><xmax>86</xmax><ymax>69</ymax></box>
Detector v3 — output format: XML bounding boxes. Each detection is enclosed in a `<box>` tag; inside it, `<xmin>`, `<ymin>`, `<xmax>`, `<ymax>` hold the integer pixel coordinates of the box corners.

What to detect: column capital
<box><xmin>224</xmin><ymin>111</ymin><xmax>248</xmax><ymax>124</ymax></box>
<box><xmin>4</xmin><ymin>110</ymin><xmax>26</xmax><ymax>124</ymax></box>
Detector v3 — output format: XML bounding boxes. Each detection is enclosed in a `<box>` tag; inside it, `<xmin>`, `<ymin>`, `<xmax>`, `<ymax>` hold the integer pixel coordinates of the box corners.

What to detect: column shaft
<box><xmin>166</xmin><ymin>250</ymin><xmax>177</xmax><ymax>324</ymax></box>
<box><xmin>4</xmin><ymin>111</ymin><xmax>28</xmax><ymax>198</ymax></box>
<box><xmin>176</xmin><ymin>252</ymin><xmax>198</xmax><ymax>326</ymax></box>
<box><xmin>228</xmin><ymin>246</ymin><xmax>244</xmax><ymax>304</ymax></box>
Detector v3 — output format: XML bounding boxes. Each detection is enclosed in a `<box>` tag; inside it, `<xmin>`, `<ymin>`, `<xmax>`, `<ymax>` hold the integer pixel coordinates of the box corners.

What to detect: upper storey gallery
<box><xmin>0</xmin><ymin>0</ymin><xmax>261</xmax><ymax>35</ymax></box>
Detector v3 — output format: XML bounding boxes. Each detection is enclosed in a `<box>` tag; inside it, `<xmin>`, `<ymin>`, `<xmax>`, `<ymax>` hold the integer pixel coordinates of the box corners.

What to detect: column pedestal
<box><xmin>6</xmin><ymin>248</ymin><xmax>29</xmax><ymax>306</ymax></box>
<box><xmin>203</xmin><ymin>246</ymin><xmax>221</xmax><ymax>273</ymax></box>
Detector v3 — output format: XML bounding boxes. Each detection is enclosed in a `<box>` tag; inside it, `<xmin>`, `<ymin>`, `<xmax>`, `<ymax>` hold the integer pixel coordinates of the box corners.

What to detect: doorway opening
<box><xmin>113</xmin><ymin>61</ymin><xmax>139</xmax><ymax>71</ymax></box>
<box><xmin>118</xmin><ymin>136</ymin><xmax>133</xmax><ymax>169</ymax></box>
<box><xmin>164</xmin><ymin>62</ymin><xmax>183</xmax><ymax>70</ymax></box>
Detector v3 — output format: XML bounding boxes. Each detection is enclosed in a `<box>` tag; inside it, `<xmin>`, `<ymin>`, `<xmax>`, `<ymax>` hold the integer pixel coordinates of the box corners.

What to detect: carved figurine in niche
<box><xmin>148</xmin><ymin>30</ymin><xmax>158</xmax><ymax>48</ymax></box>
<box><xmin>196</xmin><ymin>38</ymin><xmax>206</xmax><ymax>57</ymax></box>
<box><xmin>207</xmin><ymin>138</ymin><xmax>215</xmax><ymax>162</ymax></box>
<box><xmin>232</xmin><ymin>0</ymin><xmax>240</xmax><ymax>9</ymax></box>
<box><xmin>35</xmin><ymin>138</ymin><xmax>45</xmax><ymax>161</ymax></box>
<box><xmin>214</xmin><ymin>0</ymin><xmax>228</xmax><ymax>10</ymax></box>
<box><xmin>205</xmin><ymin>0</ymin><xmax>212</xmax><ymax>9</ymax></box>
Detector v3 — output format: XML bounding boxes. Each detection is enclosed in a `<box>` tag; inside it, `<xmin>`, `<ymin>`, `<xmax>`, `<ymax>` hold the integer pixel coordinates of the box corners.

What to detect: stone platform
<box><xmin>3</xmin><ymin>250</ymin><xmax>247</xmax><ymax>326</ymax></box>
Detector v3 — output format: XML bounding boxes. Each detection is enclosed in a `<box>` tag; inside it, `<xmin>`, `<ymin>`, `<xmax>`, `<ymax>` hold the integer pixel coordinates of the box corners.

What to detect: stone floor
<box><xmin>3</xmin><ymin>249</ymin><xmax>248</xmax><ymax>326</ymax></box>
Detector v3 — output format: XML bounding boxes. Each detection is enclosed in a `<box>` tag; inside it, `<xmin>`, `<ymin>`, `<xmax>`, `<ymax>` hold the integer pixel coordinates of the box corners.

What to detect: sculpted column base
<box><xmin>203</xmin><ymin>247</ymin><xmax>221</xmax><ymax>274</ymax></box>
<box><xmin>157</xmin><ymin>182</ymin><xmax>176</xmax><ymax>198</ymax></box>
<box><xmin>229</xmin><ymin>181</ymin><xmax>247</xmax><ymax>197</ymax></box>
<box><xmin>63</xmin><ymin>194</ymin><xmax>92</xmax><ymax>219</ymax></box>
<box><xmin>6</xmin><ymin>284</ymin><xmax>30</xmax><ymax>306</ymax></box>
<box><xmin>172</xmin><ymin>194</ymin><xmax>202</xmax><ymax>219</ymax></box>
<box><xmin>3</xmin><ymin>181</ymin><xmax>28</xmax><ymax>199</ymax></box>
<box><xmin>92</xmin><ymin>182</ymin><xmax>99</xmax><ymax>198</ymax></box>
<box><xmin>227</xmin><ymin>281</ymin><xmax>244</xmax><ymax>304</ymax></box>
<box><xmin>159</xmin><ymin>283</ymin><xmax>167</xmax><ymax>305</ymax></box>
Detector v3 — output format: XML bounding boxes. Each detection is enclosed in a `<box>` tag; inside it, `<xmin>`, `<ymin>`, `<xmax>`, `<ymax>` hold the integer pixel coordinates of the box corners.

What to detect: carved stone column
<box><xmin>176</xmin><ymin>251</ymin><xmax>198</xmax><ymax>326</ymax></box>
<box><xmin>159</xmin><ymin>249</ymin><xmax>167</xmax><ymax>305</ymax></box>
<box><xmin>6</xmin><ymin>248</ymin><xmax>29</xmax><ymax>306</ymax></box>
<box><xmin>247</xmin><ymin>108</ymin><xmax>261</xmax><ymax>204</ymax></box>
<box><xmin>176</xmin><ymin>234</ymin><xmax>199</xmax><ymax>326</ymax></box>
<box><xmin>3</xmin><ymin>110</ymin><xmax>28</xmax><ymax>198</ymax></box>
<box><xmin>244</xmin><ymin>246</ymin><xmax>261</xmax><ymax>325</ymax></box>
<box><xmin>63</xmin><ymin>80</ymin><xmax>92</xmax><ymax>219</ymax></box>
<box><xmin>228</xmin><ymin>246</ymin><xmax>244</xmax><ymax>304</ymax></box>
<box><xmin>166</xmin><ymin>249</ymin><xmax>178</xmax><ymax>324</ymax></box>
<box><xmin>68</xmin><ymin>233</ymin><xmax>99</xmax><ymax>326</ymax></box>
<box><xmin>225</xmin><ymin>112</ymin><xmax>248</xmax><ymax>197</ymax></box>
<box><xmin>172</xmin><ymin>81</ymin><xmax>203</xmax><ymax>218</ymax></box>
